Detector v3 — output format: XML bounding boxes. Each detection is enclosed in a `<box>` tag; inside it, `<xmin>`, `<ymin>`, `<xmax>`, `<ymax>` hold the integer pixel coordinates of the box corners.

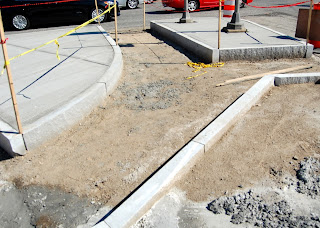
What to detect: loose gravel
<box><xmin>208</xmin><ymin>157</ymin><xmax>320</xmax><ymax>227</ymax></box>
<box><xmin>115</xmin><ymin>80</ymin><xmax>192</xmax><ymax>111</ymax></box>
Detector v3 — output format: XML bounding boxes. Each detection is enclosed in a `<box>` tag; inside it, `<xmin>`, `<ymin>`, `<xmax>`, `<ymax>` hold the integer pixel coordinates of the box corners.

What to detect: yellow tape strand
<box><xmin>54</xmin><ymin>39</ymin><xmax>60</xmax><ymax>60</ymax></box>
<box><xmin>1</xmin><ymin>5</ymin><xmax>115</xmax><ymax>75</ymax></box>
<box><xmin>186</xmin><ymin>62</ymin><xmax>224</xmax><ymax>79</ymax></box>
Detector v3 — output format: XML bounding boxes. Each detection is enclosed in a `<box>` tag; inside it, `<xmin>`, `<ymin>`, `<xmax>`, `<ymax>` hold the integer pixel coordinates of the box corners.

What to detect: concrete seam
<box><xmin>191</xmin><ymin>140</ymin><xmax>206</xmax><ymax>151</ymax></box>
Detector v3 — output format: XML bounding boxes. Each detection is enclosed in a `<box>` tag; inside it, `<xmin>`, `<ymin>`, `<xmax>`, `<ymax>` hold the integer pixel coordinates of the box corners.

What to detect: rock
<box><xmin>231</xmin><ymin>212</ymin><xmax>245</xmax><ymax>224</ymax></box>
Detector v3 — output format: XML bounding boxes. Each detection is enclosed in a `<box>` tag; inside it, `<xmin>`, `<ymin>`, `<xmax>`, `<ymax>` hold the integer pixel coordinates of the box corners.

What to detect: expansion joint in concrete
<box><xmin>98</xmin><ymin>82</ymin><xmax>108</xmax><ymax>93</ymax></box>
<box><xmin>192</xmin><ymin>140</ymin><xmax>206</xmax><ymax>150</ymax></box>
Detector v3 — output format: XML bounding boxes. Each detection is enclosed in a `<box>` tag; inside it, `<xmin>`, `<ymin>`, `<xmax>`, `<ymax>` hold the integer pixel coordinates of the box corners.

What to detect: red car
<box><xmin>162</xmin><ymin>0</ymin><xmax>252</xmax><ymax>11</ymax></box>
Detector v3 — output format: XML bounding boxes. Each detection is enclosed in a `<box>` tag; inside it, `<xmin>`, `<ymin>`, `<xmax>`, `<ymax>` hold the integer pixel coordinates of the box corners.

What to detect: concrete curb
<box><xmin>150</xmin><ymin>19</ymin><xmax>313</xmax><ymax>62</ymax></box>
<box><xmin>150</xmin><ymin>21</ymin><xmax>218</xmax><ymax>63</ymax></box>
<box><xmin>94</xmin><ymin>73</ymin><xmax>320</xmax><ymax>228</ymax></box>
<box><xmin>0</xmin><ymin>26</ymin><xmax>123</xmax><ymax>157</ymax></box>
<box><xmin>274</xmin><ymin>72</ymin><xmax>320</xmax><ymax>85</ymax></box>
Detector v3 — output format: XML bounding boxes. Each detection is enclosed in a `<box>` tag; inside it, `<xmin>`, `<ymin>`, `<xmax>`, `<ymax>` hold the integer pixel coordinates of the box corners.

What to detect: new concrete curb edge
<box><xmin>150</xmin><ymin>21</ymin><xmax>218</xmax><ymax>63</ymax></box>
<box><xmin>150</xmin><ymin>19</ymin><xmax>313</xmax><ymax>62</ymax></box>
<box><xmin>0</xmin><ymin>25</ymin><xmax>123</xmax><ymax>156</ymax></box>
<box><xmin>93</xmin><ymin>73</ymin><xmax>320</xmax><ymax>228</ymax></box>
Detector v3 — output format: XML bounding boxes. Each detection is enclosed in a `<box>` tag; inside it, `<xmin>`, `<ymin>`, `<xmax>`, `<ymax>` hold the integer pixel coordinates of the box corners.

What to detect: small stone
<box><xmin>292</xmin><ymin>156</ymin><xmax>298</xmax><ymax>160</ymax></box>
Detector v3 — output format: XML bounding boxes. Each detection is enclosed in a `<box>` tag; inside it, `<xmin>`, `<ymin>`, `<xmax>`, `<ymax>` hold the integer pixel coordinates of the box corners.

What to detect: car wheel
<box><xmin>188</xmin><ymin>0</ymin><xmax>199</xmax><ymax>11</ymax></box>
<box><xmin>12</xmin><ymin>15</ymin><xmax>30</xmax><ymax>30</ymax></box>
<box><xmin>127</xmin><ymin>0</ymin><xmax>139</xmax><ymax>9</ymax></box>
<box><xmin>90</xmin><ymin>7</ymin><xmax>107</xmax><ymax>23</ymax></box>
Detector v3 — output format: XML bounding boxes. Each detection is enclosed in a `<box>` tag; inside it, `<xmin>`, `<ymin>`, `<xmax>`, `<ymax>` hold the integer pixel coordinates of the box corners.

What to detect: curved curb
<box><xmin>0</xmin><ymin>25</ymin><xmax>123</xmax><ymax>157</ymax></box>
<box><xmin>93</xmin><ymin>73</ymin><xmax>320</xmax><ymax>228</ymax></box>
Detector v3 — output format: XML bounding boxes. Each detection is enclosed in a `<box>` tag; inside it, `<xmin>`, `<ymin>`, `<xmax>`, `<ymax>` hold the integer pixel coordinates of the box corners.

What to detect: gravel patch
<box><xmin>208</xmin><ymin>157</ymin><xmax>320</xmax><ymax>227</ymax></box>
<box><xmin>116</xmin><ymin>80</ymin><xmax>192</xmax><ymax>111</ymax></box>
<box><xmin>0</xmin><ymin>182</ymin><xmax>101</xmax><ymax>228</ymax></box>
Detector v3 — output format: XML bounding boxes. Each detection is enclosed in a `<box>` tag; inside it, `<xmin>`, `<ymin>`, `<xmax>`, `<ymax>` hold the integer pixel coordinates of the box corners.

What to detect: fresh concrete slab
<box><xmin>93</xmin><ymin>73</ymin><xmax>320</xmax><ymax>228</ymax></box>
<box><xmin>0</xmin><ymin>25</ymin><xmax>123</xmax><ymax>156</ymax></box>
<box><xmin>151</xmin><ymin>17</ymin><xmax>313</xmax><ymax>62</ymax></box>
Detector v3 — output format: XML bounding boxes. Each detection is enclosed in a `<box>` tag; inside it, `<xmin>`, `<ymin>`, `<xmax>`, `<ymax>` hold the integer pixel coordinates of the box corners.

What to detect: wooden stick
<box><xmin>143</xmin><ymin>0</ymin><xmax>146</xmax><ymax>31</ymax></box>
<box><xmin>216</xmin><ymin>64</ymin><xmax>313</xmax><ymax>87</ymax></box>
<box><xmin>306</xmin><ymin>0</ymin><xmax>313</xmax><ymax>45</ymax></box>
<box><xmin>114</xmin><ymin>0</ymin><xmax>118</xmax><ymax>45</ymax></box>
<box><xmin>94</xmin><ymin>0</ymin><xmax>101</xmax><ymax>26</ymax></box>
<box><xmin>218</xmin><ymin>0</ymin><xmax>221</xmax><ymax>50</ymax></box>
<box><xmin>0</xmin><ymin>10</ymin><xmax>23</xmax><ymax>134</ymax></box>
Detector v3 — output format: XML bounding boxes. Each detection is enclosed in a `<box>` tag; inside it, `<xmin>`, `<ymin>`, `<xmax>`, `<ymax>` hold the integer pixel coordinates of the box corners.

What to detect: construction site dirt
<box><xmin>0</xmin><ymin>29</ymin><xmax>319</xmax><ymax>227</ymax></box>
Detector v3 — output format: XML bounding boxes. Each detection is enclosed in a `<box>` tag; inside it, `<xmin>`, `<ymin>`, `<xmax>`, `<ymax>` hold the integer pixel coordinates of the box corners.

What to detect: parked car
<box><xmin>117</xmin><ymin>0</ymin><xmax>143</xmax><ymax>9</ymax></box>
<box><xmin>162</xmin><ymin>0</ymin><xmax>252</xmax><ymax>11</ymax></box>
<box><xmin>0</xmin><ymin>0</ymin><xmax>120</xmax><ymax>30</ymax></box>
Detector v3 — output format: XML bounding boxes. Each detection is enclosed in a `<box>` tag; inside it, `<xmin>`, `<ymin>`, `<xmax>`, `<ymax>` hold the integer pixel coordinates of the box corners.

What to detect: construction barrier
<box><xmin>186</xmin><ymin>62</ymin><xmax>224</xmax><ymax>79</ymax></box>
<box><xmin>244</xmin><ymin>0</ymin><xmax>310</xmax><ymax>8</ymax></box>
<box><xmin>223</xmin><ymin>0</ymin><xmax>235</xmax><ymax>18</ymax></box>
<box><xmin>296</xmin><ymin>2</ymin><xmax>320</xmax><ymax>48</ymax></box>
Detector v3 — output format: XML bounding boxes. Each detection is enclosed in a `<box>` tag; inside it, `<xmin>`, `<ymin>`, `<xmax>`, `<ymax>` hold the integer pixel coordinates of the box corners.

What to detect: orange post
<box><xmin>0</xmin><ymin>10</ymin><xmax>23</xmax><ymax>134</ymax></box>
<box><xmin>218</xmin><ymin>0</ymin><xmax>221</xmax><ymax>49</ymax></box>
<box><xmin>114</xmin><ymin>0</ymin><xmax>118</xmax><ymax>45</ymax></box>
<box><xmin>143</xmin><ymin>0</ymin><xmax>146</xmax><ymax>30</ymax></box>
<box><xmin>94</xmin><ymin>0</ymin><xmax>101</xmax><ymax>26</ymax></box>
<box><xmin>306</xmin><ymin>0</ymin><xmax>314</xmax><ymax>45</ymax></box>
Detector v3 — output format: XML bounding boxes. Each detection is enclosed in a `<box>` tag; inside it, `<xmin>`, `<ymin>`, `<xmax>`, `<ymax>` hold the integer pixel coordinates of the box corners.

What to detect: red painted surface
<box><xmin>162</xmin><ymin>0</ymin><xmax>252</xmax><ymax>11</ymax></box>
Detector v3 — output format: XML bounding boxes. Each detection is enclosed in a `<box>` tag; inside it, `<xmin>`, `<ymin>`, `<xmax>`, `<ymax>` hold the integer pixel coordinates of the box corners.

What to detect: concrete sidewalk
<box><xmin>151</xmin><ymin>17</ymin><xmax>314</xmax><ymax>62</ymax></box>
<box><xmin>0</xmin><ymin>24</ymin><xmax>123</xmax><ymax>156</ymax></box>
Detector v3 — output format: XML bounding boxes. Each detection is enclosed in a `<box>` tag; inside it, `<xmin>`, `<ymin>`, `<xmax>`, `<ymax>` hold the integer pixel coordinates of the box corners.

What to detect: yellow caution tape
<box><xmin>1</xmin><ymin>5</ymin><xmax>115</xmax><ymax>75</ymax></box>
<box><xmin>186</xmin><ymin>61</ymin><xmax>224</xmax><ymax>79</ymax></box>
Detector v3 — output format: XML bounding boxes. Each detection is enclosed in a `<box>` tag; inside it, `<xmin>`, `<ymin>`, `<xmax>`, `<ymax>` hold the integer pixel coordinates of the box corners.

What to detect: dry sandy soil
<box><xmin>0</xmin><ymin>29</ymin><xmax>320</xmax><ymax>227</ymax></box>
<box><xmin>178</xmin><ymin>83</ymin><xmax>320</xmax><ymax>202</ymax></box>
<box><xmin>134</xmin><ymin>83</ymin><xmax>320</xmax><ymax>228</ymax></box>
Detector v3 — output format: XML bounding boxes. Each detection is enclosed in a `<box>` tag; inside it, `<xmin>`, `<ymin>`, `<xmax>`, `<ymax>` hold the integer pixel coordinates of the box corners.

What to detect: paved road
<box><xmin>5</xmin><ymin>0</ymin><xmax>310</xmax><ymax>37</ymax></box>
<box><xmin>100</xmin><ymin>0</ymin><xmax>310</xmax><ymax>36</ymax></box>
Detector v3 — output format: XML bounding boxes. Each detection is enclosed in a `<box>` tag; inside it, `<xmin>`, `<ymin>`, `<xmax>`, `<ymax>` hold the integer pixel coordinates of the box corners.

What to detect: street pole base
<box><xmin>222</xmin><ymin>22</ymin><xmax>247</xmax><ymax>33</ymax></box>
<box><xmin>179</xmin><ymin>18</ymin><xmax>193</xmax><ymax>23</ymax></box>
<box><xmin>222</xmin><ymin>27</ymin><xmax>247</xmax><ymax>33</ymax></box>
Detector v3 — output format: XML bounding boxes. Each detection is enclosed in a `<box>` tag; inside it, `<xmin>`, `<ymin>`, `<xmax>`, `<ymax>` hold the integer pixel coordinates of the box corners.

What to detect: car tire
<box><xmin>90</xmin><ymin>7</ymin><xmax>107</xmax><ymax>23</ymax></box>
<box><xmin>126</xmin><ymin>0</ymin><xmax>139</xmax><ymax>9</ymax></box>
<box><xmin>12</xmin><ymin>14</ymin><xmax>30</xmax><ymax>30</ymax></box>
<box><xmin>188</xmin><ymin>0</ymin><xmax>199</xmax><ymax>11</ymax></box>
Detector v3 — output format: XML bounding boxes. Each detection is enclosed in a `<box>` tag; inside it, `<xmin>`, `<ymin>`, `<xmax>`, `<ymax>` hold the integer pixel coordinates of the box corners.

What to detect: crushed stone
<box><xmin>208</xmin><ymin>157</ymin><xmax>320</xmax><ymax>227</ymax></box>
<box><xmin>116</xmin><ymin>80</ymin><xmax>192</xmax><ymax>111</ymax></box>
